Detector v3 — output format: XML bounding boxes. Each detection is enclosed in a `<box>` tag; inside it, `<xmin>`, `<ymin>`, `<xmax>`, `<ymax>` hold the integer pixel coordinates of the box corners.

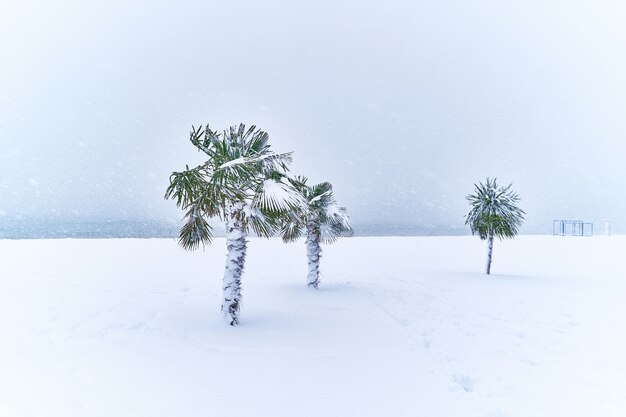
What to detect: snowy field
<box><xmin>1</xmin><ymin>236</ymin><xmax>625</xmax><ymax>417</ymax></box>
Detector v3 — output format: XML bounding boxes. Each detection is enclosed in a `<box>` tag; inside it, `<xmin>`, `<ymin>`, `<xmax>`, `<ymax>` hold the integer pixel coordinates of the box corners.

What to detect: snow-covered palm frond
<box><xmin>253</xmin><ymin>178</ymin><xmax>306</xmax><ymax>213</ymax></box>
<box><xmin>325</xmin><ymin>203</ymin><xmax>350</xmax><ymax>227</ymax></box>
<box><xmin>279</xmin><ymin>210</ymin><xmax>305</xmax><ymax>243</ymax></box>
<box><xmin>306</xmin><ymin>182</ymin><xmax>334</xmax><ymax>208</ymax></box>
<box><xmin>320</xmin><ymin>203</ymin><xmax>352</xmax><ymax>243</ymax></box>
<box><xmin>465</xmin><ymin>178</ymin><xmax>525</xmax><ymax>240</ymax></box>
<box><xmin>217</xmin><ymin>152</ymin><xmax>293</xmax><ymax>176</ymax></box>
<box><xmin>217</xmin><ymin>156</ymin><xmax>247</xmax><ymax>170</ymax></box>
<box><xmin>309</xmin><ymin>190</ymin><xmax>331</xmax><ymax>205</ymax></box>
<box><xmin>211</xmin><ymin>153</ymin><xmax>257</xmax><ymax>189</ymax></box>
<box><xmin>278</xmin><ymin>177</ymin><xmax>352</xmax><ymax>244</ymax></box>
<box><xmin>241</xmin><ymin>204</ymin><xmax>277</xmax><ymax>238</ymax></box>
<box><xmin>312</xmin><ymin>184</ymin><xmax>351</xmax><ymax>234</ymax></box>
<box><xmin>264</xmin><ymin>152</ymin><xmax>293</xmax><ymax>175</ymax></box>
<box><xmin>247</xmin><ymin>210</ymin><xmax>277</xmax><ymax>238</ymax></box>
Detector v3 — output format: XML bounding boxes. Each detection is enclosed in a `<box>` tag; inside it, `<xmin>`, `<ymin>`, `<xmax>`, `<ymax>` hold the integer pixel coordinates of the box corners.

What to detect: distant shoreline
<box><xmin>0</xmin><ymin>219</ymin><xmax>593</xmax><ymax>239</ymax></box>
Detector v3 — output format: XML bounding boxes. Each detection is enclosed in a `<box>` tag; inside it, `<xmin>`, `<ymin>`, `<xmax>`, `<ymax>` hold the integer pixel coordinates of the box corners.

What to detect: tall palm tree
<box><xmin>165</xmin><ymin>124</ymin><xmax>303</xmax><ymax>325</ymax></box>
<box><xmin>465</xmin><ymin>178</ymin><xmax>525</xmax><ymax>275</ymax></box>
<box><xmin>281</xmin><ymin>177</ymin><xmax>352</xmax><ymax>288</ymax></box>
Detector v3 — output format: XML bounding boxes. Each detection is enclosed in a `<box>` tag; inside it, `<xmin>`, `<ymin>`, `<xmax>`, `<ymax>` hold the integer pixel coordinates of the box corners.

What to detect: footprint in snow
<box><xmin>452</xmin><ymin>374</ymin><xmax>475</xmax><ymax>393</ymax></box>
<box><xmin>520</xmin><ymin>358</ymin><xmax>541</xmax><ymax>367</ymax></box>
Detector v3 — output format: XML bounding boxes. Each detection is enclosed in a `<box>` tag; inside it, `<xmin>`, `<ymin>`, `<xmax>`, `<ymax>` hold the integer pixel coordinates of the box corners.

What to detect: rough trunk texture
<box><xmin>485</xmin><ymin>231</ymin><xmax>494</xmax><ymax>275</ymax></box>
<box><xmin>306</xmin><ymin>222</ymin><xmax>322</xmax><ymax>289</ymax></box>
<box><xmin>222</xmin><ymin>203</ymin><xmax>247</xmax><ymax>325</ymax></box>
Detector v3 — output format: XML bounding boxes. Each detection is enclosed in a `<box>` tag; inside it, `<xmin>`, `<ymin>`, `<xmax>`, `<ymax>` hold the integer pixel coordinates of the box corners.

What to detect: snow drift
<box><xmin>0</xmin><ymin>236</ymin><xmax>624</xmax><ymax>417</ymax></box>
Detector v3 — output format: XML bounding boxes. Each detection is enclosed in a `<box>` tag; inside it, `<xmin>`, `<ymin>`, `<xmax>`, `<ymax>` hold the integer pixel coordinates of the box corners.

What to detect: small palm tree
<box><xmin>281</xmin><ymin>177</ymin><xmax>352</xmax><ymax>288</ymax></box>
<box><xmin>465</xmin><ymin>178</ymin><xmax>525</xmax><ymax>275</ymax></box>
<box><xmin>165</xmin><ymin>124</ymin><xmax>303</xmax><ymax>325</ymax></box>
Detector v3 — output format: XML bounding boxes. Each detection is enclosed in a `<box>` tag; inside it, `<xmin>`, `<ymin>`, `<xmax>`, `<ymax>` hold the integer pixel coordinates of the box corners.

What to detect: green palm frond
<box><xmin>465</xmin><ymin>177</ymin><xmax>525</xmax><ymax>240</ymax></box>
<box><xmin>189</xmin><ymin>125</ymin><xmax>221</xmax><ymax>155</ymax></box>
<box><xmin>178</xmin><ymin>207</ymin><xmax>212</xmax><ymax>250</ymax></box>
<box><xmin>164</xmin><ymin>165</ymin><xmax>209</xmax><ymax>209</ymax></box>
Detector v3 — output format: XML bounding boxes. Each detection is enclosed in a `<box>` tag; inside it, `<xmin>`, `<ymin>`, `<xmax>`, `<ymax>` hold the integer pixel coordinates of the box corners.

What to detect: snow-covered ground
<box><xmin>1</xmin><ymin>236</ymin><xmax>625</xmax><ymax>417</ymax></box>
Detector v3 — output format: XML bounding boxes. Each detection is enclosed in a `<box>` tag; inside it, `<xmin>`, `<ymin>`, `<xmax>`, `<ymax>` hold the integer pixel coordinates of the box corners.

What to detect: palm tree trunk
<box><xmin>485</xmin><ymin>230</ymin><xmax>494</xmax><ymax>275</ymax></box>
<box><xmin>306</xmin><ymin>222</ymin><xmax>321</xmax><ymax>289</ymax></box>
<box><xmin>222</xmin><ymin>203</ymin><xmax>247</xmax><ymax>325</ymax></box>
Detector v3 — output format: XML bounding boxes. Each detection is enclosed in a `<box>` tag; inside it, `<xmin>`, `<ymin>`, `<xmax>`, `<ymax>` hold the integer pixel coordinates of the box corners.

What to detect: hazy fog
<box><xmin>2</xmin><ymin>0</ymin><xmax>626</xmax><ymax>236</ymax></box>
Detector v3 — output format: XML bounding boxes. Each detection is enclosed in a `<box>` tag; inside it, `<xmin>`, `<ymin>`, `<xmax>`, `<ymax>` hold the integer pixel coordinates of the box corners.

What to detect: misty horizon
<box><xmin>2</xmin><ymin>0</ymin><xmax>625</xmax><ymax>238</ymax></box>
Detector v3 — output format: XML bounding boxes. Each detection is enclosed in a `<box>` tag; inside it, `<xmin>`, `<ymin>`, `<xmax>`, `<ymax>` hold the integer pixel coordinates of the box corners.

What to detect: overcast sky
<box><xmin>1</xmin><ymin>0</ymin><xmax>626</xmax><ymax>235</ymax></box>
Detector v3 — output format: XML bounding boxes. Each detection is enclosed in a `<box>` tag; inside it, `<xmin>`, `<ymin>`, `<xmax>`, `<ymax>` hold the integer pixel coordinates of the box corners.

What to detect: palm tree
<box><xmin>165</xmin><ymin>124</ymin><xmax>303</xmax><ymax>325</ymax></box>
<box><xmin>465</xmin><ymin>178</ymin><xmax>525</xmax><ymax>275</ymax></box>
<box><xmin>280</xmin><ymin>177</ymin><xmax>352</xmax><ymax>288</ymax></box>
